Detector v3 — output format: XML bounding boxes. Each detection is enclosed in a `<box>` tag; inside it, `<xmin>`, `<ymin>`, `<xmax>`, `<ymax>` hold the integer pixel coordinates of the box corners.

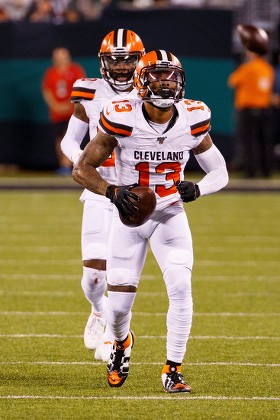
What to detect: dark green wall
<box><xmin>0</xmin><ymin>56</ymin><xmax>235</xmax><ymax>134</ymax></box>
<box><xmin>0</xmin><ymin>8</ymin><xmax>235</xmax><ymax>169</ymax></box>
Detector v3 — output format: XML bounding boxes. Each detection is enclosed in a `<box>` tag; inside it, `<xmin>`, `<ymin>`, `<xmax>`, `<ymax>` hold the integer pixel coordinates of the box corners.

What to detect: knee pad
<box><xmin>165</xmin><ymin>248</ymin><xmax>193</xmax><ymax>270</ymax></box>
<box><xmin>81</xmin><ymin>267</ymin><xmax>107</xmax><ymax>293</ymax></box>
<box><xmin>81</xmin><ymin>267</ymin><xmax>107</xmax><ymax>312</ymax></box>
<box><xmin>107</xmin><ymin>268</ymin><xmax>138</xmax><ymax>288</ymax></box>
<box><xmin>82</xmin><ymin>242</ymin><xmax>107</xmax><ymax>261</ymax></box>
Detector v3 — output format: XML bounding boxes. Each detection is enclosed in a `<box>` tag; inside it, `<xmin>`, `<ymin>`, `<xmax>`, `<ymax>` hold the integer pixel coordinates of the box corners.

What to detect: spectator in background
<box><xmin>28</xmin><ymin>0</ymin><xmax>55</xmax><ymax>22</ymax></box>
<box><xmin>228</xmin><ymin>26</ymin><xmax>274</xmax><ymax>178</ymax></box>
<box><xmin>270</xmin><ymin>51</ymin><xmax>280</xmax><ymax>168</ymax></box>
<box><xmin>0</xmin><ymin>0</ymin><xmax>110</xmax><ymax>22</ymax></box>
<box><xmin>0</xmin><ymin>6</ymin><xmax>9</xmax><ymax>20</ymax></box>
<box><xmin>0</xmin><ymin>0</ymin><xmax>33</xmax><ymax>21</ymax></box>
<box><xmin>68</xmin><ymin>0</ymin><xmax>111</xmax><ymax>20</ymax></box>
<box><xmin>41</xmin><ymin>47</ymin><xmax>86</xmax><ymax>175</ymax></box>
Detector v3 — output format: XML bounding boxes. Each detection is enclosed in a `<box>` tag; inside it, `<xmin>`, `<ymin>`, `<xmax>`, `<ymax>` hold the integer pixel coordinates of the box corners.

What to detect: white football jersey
<box><xmin>98</xmin><ymin>98</ymin><xmax>211</xmax><ymax>209</ymax></box>
<box><xmin>71</xmin><ymin>77</ymin><xmax>138</xmax><ymax>201</ymax></box>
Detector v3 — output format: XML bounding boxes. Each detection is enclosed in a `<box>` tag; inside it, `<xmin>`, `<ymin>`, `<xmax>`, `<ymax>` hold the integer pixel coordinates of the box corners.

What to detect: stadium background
<box><xmin>1</xmin><ymin>7</ymin><xmax>236</xmax><ymax>170</ymax></box>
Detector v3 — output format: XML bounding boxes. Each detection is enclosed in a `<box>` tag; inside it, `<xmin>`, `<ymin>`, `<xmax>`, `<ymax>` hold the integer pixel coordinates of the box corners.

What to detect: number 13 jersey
<box><xmin>98</xmin><ymin>98</ymin><xmax>211</xmax><ymax>210</ymax></box>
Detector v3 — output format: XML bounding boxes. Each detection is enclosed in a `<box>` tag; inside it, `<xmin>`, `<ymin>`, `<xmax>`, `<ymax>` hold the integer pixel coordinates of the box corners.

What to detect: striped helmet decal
<box><xmin>113</xmin><ymin>28</ymin><xmax>128</xmax><ymax>49</ymax></box>
<box><xmin>153</xmin><ymin>50</ymin><xmax>173</xmax><ymax>61</ymax></box>
<box><xmin>99</xmin><ymin>111</ymin><xmax>133</xmax><ymax>137</ymax></box>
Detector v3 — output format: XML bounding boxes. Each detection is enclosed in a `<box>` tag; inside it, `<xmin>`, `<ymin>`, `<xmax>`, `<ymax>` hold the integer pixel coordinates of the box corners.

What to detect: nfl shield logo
<box><xmin>157</xmin><ymin>137</ymin><xmax>167</xmax><ymax>144</ymax></box>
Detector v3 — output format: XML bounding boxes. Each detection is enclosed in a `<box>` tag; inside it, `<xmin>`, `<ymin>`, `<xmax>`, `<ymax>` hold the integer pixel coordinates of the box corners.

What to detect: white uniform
<box><xmin>99</xmin><ymin>98</ymin><xmax>210</xmax><ymax>209</ymax></box>
<box><xmin>98</xmin><ymin>97</ymin><xmax>217</xmax><ymax>363</ymax></box>
<box><xmin>62</xmin><ymin>78</ymin><xmax>140</xmax><ymax>356</ymax></box>
<box><xmin>70</xmin><ymin>78</ymin><xmax>138</xmax><ymax>261</ymax></box>
<box><xmin>98</xmin><ymin>97</ymin><xmax>210</xmax><ymax>275</ymax></box>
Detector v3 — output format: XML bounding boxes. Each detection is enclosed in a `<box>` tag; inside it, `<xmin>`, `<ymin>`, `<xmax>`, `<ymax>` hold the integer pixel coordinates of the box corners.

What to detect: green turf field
<box><xmin>0</xmin><ymin>191</ymin><xmax>279</xmax><ymax>419</ymax></box>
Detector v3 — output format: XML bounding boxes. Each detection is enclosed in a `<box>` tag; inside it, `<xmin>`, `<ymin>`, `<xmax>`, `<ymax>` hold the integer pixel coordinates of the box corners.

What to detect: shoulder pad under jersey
<box><xmin>182</xmin><ymin>99</ymin><xmax>211</xmax><ymax>137</ymax></box>
<box><xmin>71</xmin><ymin>78</ymin><xmax>101</xmax><ymax>103</ymax></box>
<box><xmin>99</xmin><ymin>98</ymin><xmax>136</xmax><ymax>137</ymax></box>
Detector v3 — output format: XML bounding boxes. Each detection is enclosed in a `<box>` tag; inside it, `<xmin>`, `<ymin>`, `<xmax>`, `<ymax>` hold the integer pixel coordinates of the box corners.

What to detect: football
<box><xmin>237</xmin><ymin>24</ymin><xmax>269</xmax><ymax>55</ymax></box>
<box><xmin>119</xmin><ymin>186</ymin><xmax>156</xmax><ymax>228</ymax></box>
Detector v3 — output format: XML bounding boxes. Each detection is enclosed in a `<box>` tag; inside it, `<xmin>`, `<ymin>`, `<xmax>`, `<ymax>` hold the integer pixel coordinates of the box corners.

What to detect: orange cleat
<box><xmin>107</xmin><ymin>330</ymin><xmax>135</xmax><ymax>387</ymax></box>
<box><xmin>162</xmin><ymin>365</ymin><xmax>191</xmax><ymax>393</ymax></box>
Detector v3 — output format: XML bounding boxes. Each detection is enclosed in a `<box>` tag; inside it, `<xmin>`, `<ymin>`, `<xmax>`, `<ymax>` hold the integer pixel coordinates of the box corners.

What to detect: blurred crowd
<box><xmin>0</xmin><ymin>0</ymin><xmax>112</xmax><ymax>22</ymax></box>
<box><xmin>0</xmin><ymin>0</ymin><xmax>245</xmax><ymax>23</ymax></box>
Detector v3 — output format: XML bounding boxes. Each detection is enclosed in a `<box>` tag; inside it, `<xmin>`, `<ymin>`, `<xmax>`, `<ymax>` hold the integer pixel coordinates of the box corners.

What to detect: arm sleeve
<box><xmin>60</xmin><ymin>115</ymin><xmax>89</xmax><ymax>164</ymax></box>
<box><xmin>195</xmin><ymin>144</ymin><xmax>229</xmax><ymax>196</ymax></box>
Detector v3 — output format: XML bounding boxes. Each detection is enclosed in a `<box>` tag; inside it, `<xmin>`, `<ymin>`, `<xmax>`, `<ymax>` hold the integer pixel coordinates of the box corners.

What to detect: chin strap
<box><xmin>151</xmin><ymin>99</ymin><xmax>175</xmax><ymax>109</ymax></box>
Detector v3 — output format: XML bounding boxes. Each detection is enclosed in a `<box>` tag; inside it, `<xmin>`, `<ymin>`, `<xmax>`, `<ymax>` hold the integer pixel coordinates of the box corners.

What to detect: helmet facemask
<box><xmin>99</xmin><ymin>29</ymin><xmax>145</xmax><ymax>92</ymax></box>
<box><xmin>100</xmin><ymin>51</ymin><xmax>142</xmax><ymax>92</ymax></box>
<box><xmin>137</xmin><ymin>64</ymin><xmax>185</xmax><ymax>108</ymax></box>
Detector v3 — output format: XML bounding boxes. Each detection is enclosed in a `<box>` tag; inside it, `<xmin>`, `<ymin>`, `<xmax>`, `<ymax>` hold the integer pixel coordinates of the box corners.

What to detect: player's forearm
<box><xmin>195</xmin><ymin>144</ymin><xmax>229</xmax><ymax>196</ymax></box>
<box><xmin>73</xmin><ymin>131</ymin><xmax>117</xmax><ymax>194</ymax></box>
<box><xmin>72</xmin><ymin>160</ymin><xmax>110</xmax><ymax>195</ymax></box>
<box><xmin>61</xmin><ymin>116</ymin><xmax>88</xmax><ymax>163</ymax></box>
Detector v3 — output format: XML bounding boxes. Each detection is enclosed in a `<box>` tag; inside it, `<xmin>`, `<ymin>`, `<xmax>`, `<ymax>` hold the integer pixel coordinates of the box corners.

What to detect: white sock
<box><xmin>107</xmin><ymin>291</ymin><xmax>136</xmax><ymax>342</ymax></box>
<box><xmin>81</xmin><ymin>266</ymin><xmax>107</xmax><ymax>314</ymax></box>
<box><xmin>102</xmin><ymin>325</ymin><xmax>115</xmax><ymax>343</ymax></box>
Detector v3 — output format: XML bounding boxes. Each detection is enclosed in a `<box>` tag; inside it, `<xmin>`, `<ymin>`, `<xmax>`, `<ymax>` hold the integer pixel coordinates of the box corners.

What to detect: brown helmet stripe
<box><xmin>154</xmin><ymin>50</ymin><xmax>173</xmax><ymax>61</ymax></box>
<box><xmin>113</xmin><ymin>28</ymin><xmax>128</xmax><ymax>48</ymax></box>
<box><xmin>121</xmin><ymin>29</ymin><xmax>128</xmax><ymax>47</ymax></box>
<box><xmin>112</xmin><ymin>29</ymin><xmax>118</xmax><ymax>47</ymax></box>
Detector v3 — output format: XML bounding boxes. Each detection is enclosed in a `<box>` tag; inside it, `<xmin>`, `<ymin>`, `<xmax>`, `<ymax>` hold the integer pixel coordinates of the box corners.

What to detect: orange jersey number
<box><xmin>102</xmin><ymin>150</ymin><xmax>115</xmax><ymax>167</ymax></box>
<box><xmin>135</xmin><ymin>162</ymin><xmax>181</xmax><ymax>197</ymax></box>
<box><xmin>112</xmin><ymin>100</ymin><xmax>132</xmax><ymax>113</ymax></box>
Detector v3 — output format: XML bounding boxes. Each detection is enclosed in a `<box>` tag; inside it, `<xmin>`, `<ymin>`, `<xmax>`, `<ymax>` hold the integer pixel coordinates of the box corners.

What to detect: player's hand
<box><xmin>106</xmin><ymin>184</ymin><xmax>140</xmax><ymax>218</ymax></box>
<box><xmin>176</xmin><ymin>181</ymin><xmax>200</xmax><ymax>202</ymax></box>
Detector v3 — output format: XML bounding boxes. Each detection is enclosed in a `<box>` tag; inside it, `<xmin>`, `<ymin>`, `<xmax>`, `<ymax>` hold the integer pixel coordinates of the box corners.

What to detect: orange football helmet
<box><xmin>134</xmin><ymin>50</ymin><xmax>185</xmax><ymax>108</ymax></box>
<box><xmin>99</xmin><ymin>28</ymin><xmax>145</xmax><ymax>92</ymax></box>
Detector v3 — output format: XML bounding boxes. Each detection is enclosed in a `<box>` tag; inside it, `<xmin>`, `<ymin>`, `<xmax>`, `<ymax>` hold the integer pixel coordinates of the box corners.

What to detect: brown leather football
<box><xmin>119</xmin><ymin>186</ymin><xmax>156</xmax><ymax>227</ymax></box>
<box><xmin>237</xmin><ymin>24</ymin><xmax>269</xmax><ymax>55</ymax></box>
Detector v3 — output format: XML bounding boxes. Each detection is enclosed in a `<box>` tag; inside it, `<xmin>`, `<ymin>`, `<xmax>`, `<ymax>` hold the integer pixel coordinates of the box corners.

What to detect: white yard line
<box><xmin>0</xmin><ymin>274</ymin><xmax>278</xmax><ymax>281</ymax></box>
<box><xmin>1</xmin><ymin>290</ymin><xmax>278</xmax><ymax>297</ymax></box>
<box><xmin>0</xmin><ymin>334</ymin><xmax>279</xmax><ymax>340</ymax></box>
<box><xmin>0</xmin><ymin>361</ymin><xmax>279</xmax><ymax>367</ymax></box>
<box><xmin>0</xmin><ymin>260</ymin><xmax>80</xmax><ymax>265</ymax></box>
<box><xmin>0</xmin><ymin>311</ymin><xmax>279</xmax><ymax>317</ymax></box>
<box><xmin>0</xmin><ymin>395</ymin><xmax>279</xmax><ymax>401</ymax></box>
<box><xmin>0</xmin><ymin>260</ymin><xmax>279</xmax><ymax>266</ymax></box>
<box><xmin>0</xmin><ymin>274</ymin><xmax>79</xmax><ymax>280</ymax></box>
<box><xmin>0</xmin><ymin>291</ymin><xmax>74</xmax><ymax>296</ymax></box>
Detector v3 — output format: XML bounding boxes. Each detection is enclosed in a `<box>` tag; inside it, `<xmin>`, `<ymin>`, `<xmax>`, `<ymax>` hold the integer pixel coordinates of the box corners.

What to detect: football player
<box><xmin>73</xmin><ymin>50</ymin><xmax>229</xmax><ymax>392</ymax></box>
<box><xmin>60</xmin><ymin>29</ymin><xmax>145</xmax><ymax>362</ymax></box>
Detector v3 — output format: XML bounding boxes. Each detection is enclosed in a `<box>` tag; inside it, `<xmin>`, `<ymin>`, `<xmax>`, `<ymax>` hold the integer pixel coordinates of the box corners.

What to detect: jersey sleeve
<box><xmin>98</xmin><ymin>99</ymin><xmax>134</xmax><ymax>137</ymax></box>
<box><xmin>71</xmin><ymin>78</ymin><xmax>98</xmax><ymax>103</ymax></box>
<box><xmin>184</xmin><ymin>99</ymin><xmax>211</xmax><ymax>138</ymax></box>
